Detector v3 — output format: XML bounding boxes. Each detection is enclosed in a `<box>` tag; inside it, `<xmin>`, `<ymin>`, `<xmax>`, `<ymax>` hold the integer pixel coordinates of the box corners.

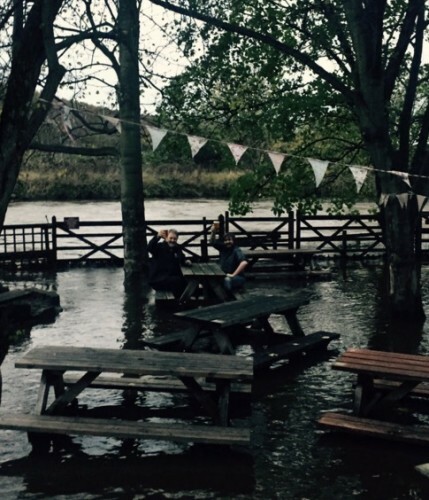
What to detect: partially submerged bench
<box><xmin>318</xmin><ymin>348</ymin><xmax>429</xmax><ymax>446</ymax></box>
<box><xmin>318</xmin><ymin>412</ymin><xmax>429</xmax><ymax>447</ymax></box>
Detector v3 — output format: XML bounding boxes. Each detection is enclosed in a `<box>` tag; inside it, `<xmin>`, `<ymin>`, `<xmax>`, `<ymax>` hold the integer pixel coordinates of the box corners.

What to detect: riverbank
<box><xmin>14</xmin><ymin>161</ymin><xmax>242</xmax><ymax>201</ymax></box>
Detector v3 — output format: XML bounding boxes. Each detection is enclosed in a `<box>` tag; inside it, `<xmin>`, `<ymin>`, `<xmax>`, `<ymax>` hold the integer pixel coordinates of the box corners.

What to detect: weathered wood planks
<box><xmin>16</xmin><ymin>346</ymin><xmax>254</xmax><ymax>381</ymax></box>
<box><xmin>0</xmin><ymin>412</ymin><xmax>250</xmax><ymax>445</ymax></box>
<box><xmin>318</xmin><ymin>412</ymin><xmax>429</xmax><ymax>446</ymax></box>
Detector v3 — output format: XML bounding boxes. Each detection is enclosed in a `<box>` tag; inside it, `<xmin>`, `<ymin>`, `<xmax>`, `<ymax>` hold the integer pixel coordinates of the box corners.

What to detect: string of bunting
<box><xmin>40</xmin><ymin>98</ymin><xmax>428</xmax><ymax>211</ymax></box>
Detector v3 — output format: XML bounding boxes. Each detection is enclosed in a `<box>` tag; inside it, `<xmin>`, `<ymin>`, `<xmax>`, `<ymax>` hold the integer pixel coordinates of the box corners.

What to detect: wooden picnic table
<box><xmin>0</xmin><ymin>346</ymin><xmax>253</xmax><ymax>449</ymax></box>
<box><xmin>180</xmin><ymin>262</ymin><xmax>229</xmax><ymax>303</ymax></box>
<box><xmin>332</xmin><ymin>348</ymin><xmax>429</xmax><ymax>416</ymax></box>
<box><xmin>245</xmin><ymin>248</ymin><xmax>322</xmax><ymax>271</ymax></box>
<box><xmin>175</xmin><ymin>292</ymin><xmax>339</xmax><ymax>368</ymax></box>
<box><xmin>318</xmin><ymin>348</ymin><xmax>429</xmax><ymax>446</ymax></box>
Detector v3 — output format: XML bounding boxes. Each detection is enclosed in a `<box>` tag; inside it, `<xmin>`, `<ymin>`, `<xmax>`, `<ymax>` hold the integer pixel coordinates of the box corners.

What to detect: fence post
<box><xmin>288</xmin><ymin>211</ymin><xmax>294</xmax><ymax>249</ymax></box>
<box><xmin>416</xmin><ymin>214</ymin><xmax>422</xmax><ymax>261</ymax></box>
<box><xmin>295</xmin><ymin>211</ymin><xmax>301</xmax><ymax>249</ymax></box>
<box><xmin>224</xmin><ymin>211</ymin><xmax>229</xmax><ymax>234</ymax></box>
<box><xmin>51</xmin><ymin>216</ymin><xmax>57</xmax><ymax>265</ymax></box>
<box><xmin>220</xmin><ymin>213</ymin><xmax>226</xmax><ymax>236</ymax></box>
<box><xmin>201</xmin><ymin>217</ymin><xmax>208</xmax><ymax>262</ymax></box>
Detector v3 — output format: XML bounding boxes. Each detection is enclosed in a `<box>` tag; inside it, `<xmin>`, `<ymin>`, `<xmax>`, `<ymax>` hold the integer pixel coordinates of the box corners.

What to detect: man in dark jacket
<box><xmin>147</xmin><ymin>229</ymin><xmax>189</xmax><ymax>298</ymax></box>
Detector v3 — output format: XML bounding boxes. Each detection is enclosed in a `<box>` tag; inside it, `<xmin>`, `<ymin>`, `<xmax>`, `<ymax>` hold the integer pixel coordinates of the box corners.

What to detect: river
<box><xmin>1</xmin><ymin>200</ymin><xmax>429</xmax><ymax>500</ymax></box>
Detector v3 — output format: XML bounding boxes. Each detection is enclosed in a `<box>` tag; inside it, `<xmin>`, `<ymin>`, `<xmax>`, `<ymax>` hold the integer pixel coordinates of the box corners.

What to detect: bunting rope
<box><xmin>38</xmin><ymin>98</ymin><xmax>429</xmax><ymax>210</ymax></box>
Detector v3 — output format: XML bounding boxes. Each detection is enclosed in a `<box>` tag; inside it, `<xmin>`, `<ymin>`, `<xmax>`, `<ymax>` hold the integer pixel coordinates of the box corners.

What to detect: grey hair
<box><xmin>168</xmin><ymin>228</ymin><xmax>179</xmax><ymax>237</ymax></box>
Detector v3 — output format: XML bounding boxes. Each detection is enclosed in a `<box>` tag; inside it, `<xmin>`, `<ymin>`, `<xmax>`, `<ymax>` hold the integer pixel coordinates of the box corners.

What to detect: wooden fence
<box><xmin>1</xmin><ymin>211</ymin><xmax>429</xmax><ymax>267</ymax></box>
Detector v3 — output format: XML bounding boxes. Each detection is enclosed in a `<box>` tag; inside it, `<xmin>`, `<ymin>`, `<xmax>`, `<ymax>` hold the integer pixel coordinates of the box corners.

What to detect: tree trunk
<box><xmin>117</xmin><ymin>0</ymin><xmax>147</xmax><ymax>283</ymax></box>
<box><xmin>380</xmin><ymin>193</ymin><xmax>424</xmax><ymax>318</ymax></box>
<box><xmin>0</xmin><ymin>0</ymin><xmax>65</xmax><ymax>227</ymax></box>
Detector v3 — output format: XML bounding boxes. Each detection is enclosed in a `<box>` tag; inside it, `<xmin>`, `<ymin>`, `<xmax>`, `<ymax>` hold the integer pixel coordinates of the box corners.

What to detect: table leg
<box><xmin>45</xmin><ymin>370</ymin><xmax>101</xmax><ymax>414</ymax></box>
<box><xmin>213</xmin><ymin>329</ymin><xmax>234</xmax><ymax>354</ymax></box>
<box><xmin>210</xmin><ymin>280</ymin><xmax>230</xmax><ymax>302</ymax></box>
<box><xmin>216</xmin><ymin>380</ymin><xmax>231</xmax><ymax>426</ymax></box>
<box><xmin>179</xmin><ymin>376</ymin><xmax>223</xmax><ymax>424</ymax></box>
<box><xmin>283</xmin><ymin>309</ymin><xmax>305</xmax><ymax>337</ymax></box>
<box><xmin>353</xmin><ymin>374</ymin><xmax>376</xmax><ymax>416</ymax></box>
<box><xmin>179</xmin><ymin>280</ymin><xmax>199</xmax><ymax>303</ymax></box>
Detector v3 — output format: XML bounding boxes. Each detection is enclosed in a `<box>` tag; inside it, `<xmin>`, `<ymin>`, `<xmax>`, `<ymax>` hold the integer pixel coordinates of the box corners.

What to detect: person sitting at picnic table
<box><xmin>148</xmin><ymin>228</ymin><xmax>191</xmax><ymax>298</ymax></box>
<box><xmin>210</xmin><ymin>225</ymin><xmax>248</xmax><ymax>292</ymax></box>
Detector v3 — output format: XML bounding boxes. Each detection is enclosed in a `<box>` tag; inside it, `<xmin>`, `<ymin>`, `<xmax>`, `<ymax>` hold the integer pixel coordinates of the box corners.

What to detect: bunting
<box><xmin>349</xmin><ymin>165</ymin><xmax>368</xmax><ymax>193</ymax></box>
<box><xmin>101</xmin><ymin>114</ymin><xmax>122</xmax><ymax>133</ymax></box>
<box><xmin>187</xmin><ymin>135</ymin><xmax>208</xmax><ymax>158</ymax></box>
<box><xmin>307</xmin><ymin>158</ymin><xmax>329</xmax><ymax>188</ymax></box>
<box><xmin>267</xmin><ymin>151</ymin><xmax>286</xmax><ymax>174</ymax></box>
<box><xmin>227</xmin><ymin>143</ymin><xmax>248</xmax><ymax>164</ymax></box>
<box><xmin>38</xmin><ymin>98</ymin><xmax>429</xmax><ymax>208</ymax></box>
<box><xmin>145</xmin><ymin>124</ymin><xmax>168</xmax><ymax>151</ymax></box>
<box><xmin>391</xmin><ymin>170</ymin><xmax>411</xmax><ymax>188</ymax></box>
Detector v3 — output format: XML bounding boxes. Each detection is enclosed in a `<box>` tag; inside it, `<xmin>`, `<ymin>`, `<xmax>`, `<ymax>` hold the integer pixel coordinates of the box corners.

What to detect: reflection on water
<box><xmin>0</xmin><ymin>263</ymin><xmax>429</xmax><ymax>498</ymax></box>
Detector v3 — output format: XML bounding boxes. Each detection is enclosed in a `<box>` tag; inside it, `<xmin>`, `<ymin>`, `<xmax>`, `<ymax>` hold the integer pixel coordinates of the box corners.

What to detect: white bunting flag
<box><xmin>268</xmin><ymin>152</ymin><xmax>286</xmax><ymax>174</ymax></box>
<box><xmin>227</xmin><ymin>143</ymin><xmax>248</xmax><ymax>164</ymax></box>
<box><xmin>391</xmin><ymin>170</ymin><xmax>411</xmax><ymax>188</ymax></box>
<box><xmin>396</xmin><ymin>193</ymin><xmax>409</xmax><ymax>209</ymax></box>
<box><xmin>417</xmin><ymin>194</ymin><xmax>428</xmax><ymax>212</ymax></box>
<box><xmin>349</xmin><ymin>165</ymin><xmax>368</xmax><ymax>193</ymax></box>
<box><xmin>379</xmin><ymin>193</ymin><xmax>389</xmax><ymax>206</ymax></box>
<box><xmin>145</xmin><ymin>125</ymin><xmax>168</xmax><ymax>151</ymax></box>
<box><xmin>102</xmin><ymin>115</ymin><xmax>121</xmax><ymax>133</ymax></box>
<box><xmin>307</xmin><ymin>158</ymin><xmax>329</xmax><ymax>187</ymax></box>
<box><xmin>61</xmin><ymin>105</ymin><xmax>75</xmax><ymax>142</ymax></box>
<box><xmin>187</xmin><ymin>135</ymin><xmax>208</xmax><ymax>158</ymax></box>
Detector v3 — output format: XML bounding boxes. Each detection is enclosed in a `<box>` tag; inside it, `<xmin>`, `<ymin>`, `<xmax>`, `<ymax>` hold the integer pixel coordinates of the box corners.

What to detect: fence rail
<box><xmin>1</xmin><ymin>211</ymin><xmax>429</xmax><ymax>267</ymax></box>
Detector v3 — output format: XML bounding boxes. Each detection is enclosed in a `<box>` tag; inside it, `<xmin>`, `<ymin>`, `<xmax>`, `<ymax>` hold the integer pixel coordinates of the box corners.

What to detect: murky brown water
<box><xmin>0</xmin><ymin>201</ymin><xmax>429</xmax><ymax>499</ymax></box>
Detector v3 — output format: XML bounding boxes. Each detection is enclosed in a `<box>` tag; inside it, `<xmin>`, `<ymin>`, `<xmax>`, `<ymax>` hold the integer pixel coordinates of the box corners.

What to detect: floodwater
<box><xmin>1</xmin><ymin>200</ymin><xmax>429</xmax><ymax>499</ymax></box>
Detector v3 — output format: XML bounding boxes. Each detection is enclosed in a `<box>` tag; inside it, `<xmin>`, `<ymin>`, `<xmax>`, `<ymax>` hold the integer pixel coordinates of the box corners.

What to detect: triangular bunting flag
<box><xmin>187</xmin><ymin>135</ymin><xmax>208</xmax><ymax>158</ymax></box>
<box><xmin>396</xmin><ymin>193</ymin><xmax>409</xmax><ymax>209</ymax></box>
<box><xmin>349</xmin><ymin>165</ymin><xmax>368</xmax><ymax>193</ymax></box>
<box><xmin>416</xmin><ymin>194</ymin><xmax>428</xmax><ymax>212</ymax></box>
<box><xmin>227</xmin><ymin>143</ymin><xmax>248</xmax><ymax>165</ymax></box>
<box><xmin>145</xmin><ymin>125</ymin><xmax>168</xmax><ymax>151</ymax></box>
<box><xmin>307</xmin><ymin>158</ymin><xmax>329</xmax><ymax>187</ymax></box>
<box><xmin>268</xmin><ymin>152</ymin><xmax>286</xmax><ymax>174</ymax></box>
<box><xmin>391</xmin><ymin>170</ymin><xmax>411</xmax><ymax>188</ymax></box>
<box><xmin>379</xmin><ymin>193</ymin><xmax>389</xmax><ymax>206</ymax></box>
<box><xmin>61</xmin><ymin>105</ymin><xmax>75</xmax><ymax>142</ymax></box>
<box><xmin>102</xmin><ymin>115</ymin><xmax>121</xmax><ymax>133</ymax></box>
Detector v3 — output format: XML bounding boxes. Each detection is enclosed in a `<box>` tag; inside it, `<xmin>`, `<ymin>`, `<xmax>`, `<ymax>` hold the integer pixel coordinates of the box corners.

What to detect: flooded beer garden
<box><xmin>0</xmin><ymin>201</ymin><xmax>429</xmax><ymax>499</ymax></box>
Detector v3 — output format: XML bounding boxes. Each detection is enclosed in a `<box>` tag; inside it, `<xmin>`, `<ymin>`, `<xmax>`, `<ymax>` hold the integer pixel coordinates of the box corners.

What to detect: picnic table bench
<box><xmin>318</xmin><ymin>348</ymin><xmax>429</xmax><ymax>446</ymax></box>
<box><xmin>245</xmin><ymin>248</ymin><xmax>322</xmax><ymax>272</ymax></box>
<box><xmin>0</xmin><ymin>346</ymin><xmax>253</xmax><ymax>450</ymax></box>
<box><xmin>174</xmin><ymin>292</ymin><xmax>339</xmax><ymax>370</ymax></box>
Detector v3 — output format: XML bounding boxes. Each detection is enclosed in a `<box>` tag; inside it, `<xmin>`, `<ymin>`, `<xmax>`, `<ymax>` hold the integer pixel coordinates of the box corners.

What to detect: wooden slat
<box><xmin>15</xmin><ymin>346</ymin><xmax>253</xmax><ymax>381</ymax></box>
<box><xmin>318</xmin><ymin>411</ymin><xmax>429</xmax><ymax>446</ymax></box>
<box><xmin>333</xmin><ymin>349</ymin><xmax>429</xmax><ymax>382</ymax></box>
<box><xmin>254</xmin><ymin>331</ymin><xmax>340</xmax><ymax>370</ymax></box>
<box><xmin>373</xmin><ymin>379</ymin><xmax>429</xmax><ymax>398</ymax></box>
<box><xmin>63</xmin><ymin>373</ymin><xmax>251</xmax><ymax>394</ymax></box>
<box><xmin>0</xmin><ymin>413</ymin><xmax>250</xmax><ymax>445</ymax></box>
<box><xmin>175</xmin><ymin>292</ymin><xmax>309</xmax><ymax>328</ymax></box>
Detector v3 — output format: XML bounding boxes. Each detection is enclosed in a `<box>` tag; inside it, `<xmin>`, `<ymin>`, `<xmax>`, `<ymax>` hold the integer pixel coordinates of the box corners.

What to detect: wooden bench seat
<box><xmin>63</xmin><ymin>373</ymin><xmax>251</xmax><ymax>394</ymax></box>
<box><xmin>253</xmin><ymin>331</ymin><xmax>340</xmax><ymax>370</ymax></box>
<box><xmin>318</xmin><ymin>411</ymin><xmax>429</xmax><ymax>446</ymax></box>
<box><xmin>0</xmin><ymin>412</ymin><xmax>250</xmax><ymax>446</ymax></box>
<box><xmin>154</xmin><ymin>291</ymin><xmax>176</xmax><ymax>305</ymax></box>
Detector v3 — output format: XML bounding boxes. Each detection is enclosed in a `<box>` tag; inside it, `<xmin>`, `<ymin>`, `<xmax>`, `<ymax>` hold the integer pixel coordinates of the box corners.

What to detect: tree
<box><xmin>151</xmin><ymin>0</ymin><xmax>429</xmax><ymax>317</ymax></box>
<box><xmin>0</xmin><ymin>0</ymin><xmax>147</xmax><ymax>282</ymax></box>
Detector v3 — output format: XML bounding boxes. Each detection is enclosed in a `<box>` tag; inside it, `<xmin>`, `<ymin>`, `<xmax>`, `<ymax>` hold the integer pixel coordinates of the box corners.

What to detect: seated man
<box><xmin>148</xmin><ymin>228</ymin><xmax>190</xmax><ymax>299</ymax></box>
<box><xmin>210</xmin><ymin>226</ymin><xmax>248</xmax><ymax>291</ymax></box>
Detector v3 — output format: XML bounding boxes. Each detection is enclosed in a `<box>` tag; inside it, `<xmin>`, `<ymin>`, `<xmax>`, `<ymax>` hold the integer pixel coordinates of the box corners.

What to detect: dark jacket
<box><xmin>147</xmin><ymin>236</ymin><xmax>185</xmax><ymax>285</ymax></box>
<box><xmin>212</xmin><ymin>241</ymin><xmax>247</xmax><ymax>275</ymax></box>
